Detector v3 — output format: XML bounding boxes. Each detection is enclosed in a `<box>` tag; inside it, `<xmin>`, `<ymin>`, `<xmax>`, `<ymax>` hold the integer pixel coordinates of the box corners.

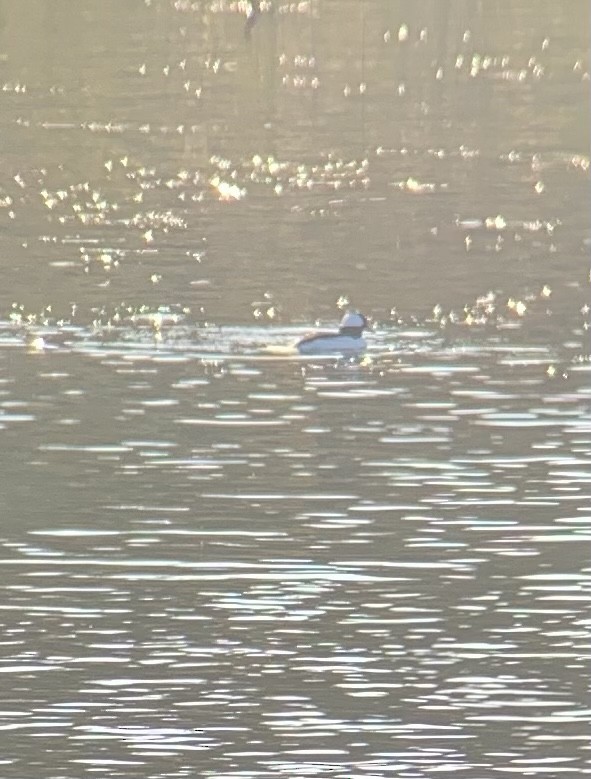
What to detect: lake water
<box><xmin>0</xmin><ymin>1</ymin><xmax>589</xmax><ymax>777</ymax></box>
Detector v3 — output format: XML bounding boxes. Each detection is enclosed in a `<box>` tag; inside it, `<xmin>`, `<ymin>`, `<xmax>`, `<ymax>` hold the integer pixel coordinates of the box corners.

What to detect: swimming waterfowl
<box><xmin>296</xmin><ymin>311</ymin><xmax>368</xmax><ymax>355</ymax></box>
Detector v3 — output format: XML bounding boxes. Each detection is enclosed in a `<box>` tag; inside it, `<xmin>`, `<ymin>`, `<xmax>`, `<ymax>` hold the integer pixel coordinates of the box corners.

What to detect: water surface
<box><xmin>0</xmin><ymin>1</ymin><xmax>589</xmax><ymax>777</ymax></box>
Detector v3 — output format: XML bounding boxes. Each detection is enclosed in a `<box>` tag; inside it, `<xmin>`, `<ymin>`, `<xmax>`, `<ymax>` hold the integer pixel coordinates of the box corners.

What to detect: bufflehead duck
<box><xmin>296</xmin><ymin>311</ymin><xmax>368</xmax><ymax>355</ymax></box>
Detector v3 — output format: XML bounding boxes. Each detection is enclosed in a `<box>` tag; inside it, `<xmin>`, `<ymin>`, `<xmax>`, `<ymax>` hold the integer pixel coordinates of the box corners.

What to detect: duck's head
<box><xmin>338</xmin><ymin>311</ymin><xmax>367</xmax><ymax>337</ymax></box>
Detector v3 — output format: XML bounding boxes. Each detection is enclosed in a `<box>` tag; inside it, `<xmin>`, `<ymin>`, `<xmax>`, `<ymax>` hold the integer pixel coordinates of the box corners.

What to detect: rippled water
<box><xmin>0</xmin><ymin>1</ymin><xmax>589</xmax><ymax>777</ymax></box>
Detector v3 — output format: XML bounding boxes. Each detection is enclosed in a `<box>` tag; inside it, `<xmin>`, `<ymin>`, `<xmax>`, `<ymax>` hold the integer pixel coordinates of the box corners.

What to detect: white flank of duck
<box><xmin>296</xmin><ymin>311</ymin><xmax>368</xmax><ymax>355</ymax></box>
